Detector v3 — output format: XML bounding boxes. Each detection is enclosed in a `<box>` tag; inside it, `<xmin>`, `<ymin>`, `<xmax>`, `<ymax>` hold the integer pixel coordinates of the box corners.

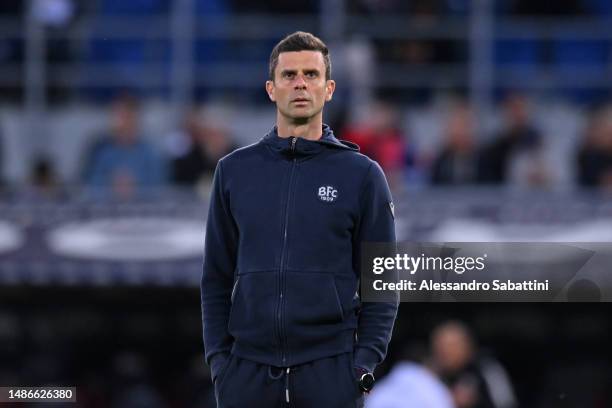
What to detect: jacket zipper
<box><xmin>230</xmin><ymin>277</ymin><xmax>240</xmax><ymax>303</ymax></box>
<box><xmin>277</xmin><ymin>136</ymin><xmax>297</xmax><ymax>366</ymax></box>
<box><xmin>285</xmin><ymin>367</ymin><xmax>291</xmax><ymax>403</ymax></box>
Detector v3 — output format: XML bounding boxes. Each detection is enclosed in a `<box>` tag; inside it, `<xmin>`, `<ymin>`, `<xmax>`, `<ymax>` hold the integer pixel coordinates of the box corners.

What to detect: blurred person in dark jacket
<box><xmin>577</xmin><ymin>105</ymin><xmax>612</xmax><ymax>188</ymax></box>
<box><xmin>430</xmin><ymin>104</ymin><xmax>482</xmax><ymax>185</ymax></box>
<box><xmin>82</xmin><ymin>93</ymin><xmax>166</xmax><ymax>198</ymax></box>
<box><xmin>171</xmin><ymin>110</ymin><xmax>238</xmax><ymax>189</ymax></box>
<box><xmin>429</xmin><ymin>321</ymin><xmax>516</xmax><ymax>408</ymax></box>
<box><xmin>479</xmin><ymin>93</ymin><xmax>548</xmax><ymax>186</ymax></box>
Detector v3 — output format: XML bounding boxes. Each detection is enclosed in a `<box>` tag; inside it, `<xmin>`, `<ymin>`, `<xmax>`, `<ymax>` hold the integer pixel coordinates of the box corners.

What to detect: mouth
<box><xmin>292</xmin><ymin>98</ymin><xmax>310</xmax><ymax>103</ymax></box>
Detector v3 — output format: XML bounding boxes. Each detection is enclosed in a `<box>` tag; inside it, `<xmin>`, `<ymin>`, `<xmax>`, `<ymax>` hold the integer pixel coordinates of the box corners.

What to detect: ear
<box><xmin>265</xmin><ymin>80</ymin><xmax>275</xmax><ymax>102</ymax></box>
<box><xmin>325</xmin><ymin>79</ymin><xmax>336</xmax><ymax>102</ymax></box>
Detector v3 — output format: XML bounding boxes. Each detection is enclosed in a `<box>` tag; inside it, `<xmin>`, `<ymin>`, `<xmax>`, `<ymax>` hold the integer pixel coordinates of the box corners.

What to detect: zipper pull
<box><xmin>285</xmin><ymin>367</ymin><xmax>291</xmax><ymax>403</ymax></box>
<box><xmin>289</xmin><ymin>136</ymin><xmax>297</xmax><ymax>153</ymax></box>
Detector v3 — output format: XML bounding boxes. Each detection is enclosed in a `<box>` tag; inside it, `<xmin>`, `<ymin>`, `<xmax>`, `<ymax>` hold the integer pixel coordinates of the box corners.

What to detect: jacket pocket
<box><xmin>284</xmin><ymin>272</ymin><xmax>344</xmax><ymax>326</ymax></box>
<box><xmin>227</xmin><ymin>271</ymin><xmax>278</xmax><ymax>353</ymax></box>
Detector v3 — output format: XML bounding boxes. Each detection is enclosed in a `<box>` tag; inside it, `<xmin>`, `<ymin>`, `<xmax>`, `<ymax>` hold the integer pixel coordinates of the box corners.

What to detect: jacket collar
<box><xmin>261</xmin><ymin>124</ymin><xmax>359</xmax><ymax>158</ymax></box>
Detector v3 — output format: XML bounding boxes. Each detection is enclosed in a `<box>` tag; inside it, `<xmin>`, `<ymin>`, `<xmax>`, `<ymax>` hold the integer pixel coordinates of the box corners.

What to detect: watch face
<box><xmin>360</xmin><ymin>373</ymin><xmax>375</xmax><ymax>392</ymax></box>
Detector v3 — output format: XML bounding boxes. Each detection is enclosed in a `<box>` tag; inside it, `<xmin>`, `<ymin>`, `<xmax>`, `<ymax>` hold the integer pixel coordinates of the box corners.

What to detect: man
<box><xmin>83</xmin><ymin>93</ymin><xmax>166</xmax><ymax>198</ymax></box>
<box><xmin>171</xmin><ymin>109</ymin><xmax>238</xmax><ymax>188</ymax></box>
<box><xmin>201</xmin><ymin>31</ymin><xmax>398</xmax><ymax>407</ymax></box>
<box><xmin>429</xmin><ymin>321</ymin><xmax>517</xmax><ymax>408</ymax></box>
<box><xmin>430</xmin><ymin>103</ymin><xmax>481</xmax><ymax>185</ymax></box>
<box><xmin>479</xmin><ymin>93</ymin><xmax>545</xmax><ymax>186</ymax></box>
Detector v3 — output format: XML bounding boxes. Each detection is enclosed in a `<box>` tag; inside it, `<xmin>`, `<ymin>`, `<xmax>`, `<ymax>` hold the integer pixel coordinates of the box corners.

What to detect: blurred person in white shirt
<box><xmin>366</xmin><ymin>358</ymin><xmax>454</xmax><ymax>408</ymax></box>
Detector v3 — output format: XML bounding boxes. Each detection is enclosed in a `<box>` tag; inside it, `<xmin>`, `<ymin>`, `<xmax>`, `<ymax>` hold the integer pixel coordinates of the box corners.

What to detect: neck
<box><xmin>276</xmin><ymin>113</ymin><xmax>323</xmax><ymax>141</ymax></box>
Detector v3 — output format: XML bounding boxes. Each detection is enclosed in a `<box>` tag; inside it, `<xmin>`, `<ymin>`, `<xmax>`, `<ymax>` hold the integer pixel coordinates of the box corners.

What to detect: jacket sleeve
<box><xmin>201</xmin><ymin>160</ymin><xmax>238</xmax><ymax>383</ymax></box>
<box><xmin>353</xmin><ymin>161</ymin><xmax>399</xmax><ymax>373</ymax></box>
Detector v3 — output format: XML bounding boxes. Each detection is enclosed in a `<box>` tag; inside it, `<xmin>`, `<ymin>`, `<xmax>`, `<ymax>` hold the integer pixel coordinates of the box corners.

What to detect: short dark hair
<box><xmin>269</xmin><ymin>31</ymin><xmax>331</xmax><ymax>81</ymax></box>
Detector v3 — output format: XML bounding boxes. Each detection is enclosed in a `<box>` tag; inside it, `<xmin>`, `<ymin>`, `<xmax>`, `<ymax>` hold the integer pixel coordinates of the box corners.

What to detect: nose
<box><xmin>293</xmin><ymin>75</ymin><xmax>307</xmax><ymax>89</ymax></box>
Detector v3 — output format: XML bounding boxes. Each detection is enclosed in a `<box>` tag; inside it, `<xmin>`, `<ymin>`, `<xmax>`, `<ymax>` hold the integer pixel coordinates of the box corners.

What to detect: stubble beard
<box><xmin>280</xmin><ymin>103</ymin><xmax>323</xmax><ymax>126</ymax></box>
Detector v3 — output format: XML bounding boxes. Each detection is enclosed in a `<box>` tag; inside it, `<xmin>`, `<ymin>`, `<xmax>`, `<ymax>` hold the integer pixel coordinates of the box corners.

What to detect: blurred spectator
<box><xmin>479</xmin><ymin>94</ymin><xmax>548</xmax><ymax>186</ymax></box>
<box><xmin>430</xmin><ymin>104</ymin><xmax>482</xmax><ymax>185</ymax></box>
<box><xmin>367</xmin><ymin>362</ymin><xmax>454</xmax><ymax>408</ymax></box>
<box><xmin>29</xmin><ymin>156</ymin><xmax>63</xmax><ymax>198</ymax></box>
<box><xmin>429</xmin><ymin>321</ymin><xmax>517</xmax><ymax>408</ymax></box>
<box><xmin>341</xmin><ymin>100</ymin><xmax>415</xmax><ymax>185</ymax></box>
<box><xmin>170</xmin><ymin>110</ymin><xmax>238</xmax><ymax>189</ymax></box>
<box><xmin>82</xmin><ymin>94</ymin><xmax>166</xmax><ymax>198</ymax></box>
<box><xmin>367</xmin><ymin>345</ymin><xmax>454</xmax><ymax>408</ymax></box>
<box><xmin>577</xmin><ymin>105</ymin><xmax>612</xmax><ymax>188</ymax></box>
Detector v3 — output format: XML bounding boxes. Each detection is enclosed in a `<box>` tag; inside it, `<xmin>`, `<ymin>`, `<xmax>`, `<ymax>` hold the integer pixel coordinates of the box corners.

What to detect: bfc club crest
<box><xmin>318</xmin><ymin>186</ymin><xmax>338</xmax><ymax>203</ymax></box>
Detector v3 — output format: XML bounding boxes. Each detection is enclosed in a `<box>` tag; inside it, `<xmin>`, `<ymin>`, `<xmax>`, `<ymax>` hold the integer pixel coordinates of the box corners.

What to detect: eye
<box><xmin>305</xmin><ymin>72</ymin><xmax>317</xmax><ymax>78</ymax></box>
<box><xmin>283</xmin><ymin>72</ymin><xmax>295</xmax><ymax>79</ymax></box>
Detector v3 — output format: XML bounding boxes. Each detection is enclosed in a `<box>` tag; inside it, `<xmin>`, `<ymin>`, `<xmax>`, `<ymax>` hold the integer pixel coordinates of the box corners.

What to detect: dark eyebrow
<box><xmin>280</xmin><ymin>68</ymin><xmax>320</xmax><ymax>76</ymax></box>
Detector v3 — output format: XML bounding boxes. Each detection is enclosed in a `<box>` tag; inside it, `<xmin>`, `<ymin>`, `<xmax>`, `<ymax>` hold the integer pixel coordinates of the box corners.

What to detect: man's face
<box><xmin>266</xmin><ymin>51</ymin><xmax>335</xmax><ymax>123</ymax></box>
<box><xmin>432</xmin><ymin>325</ymin><xmax>473</xmax><ymax>373</ymax></box>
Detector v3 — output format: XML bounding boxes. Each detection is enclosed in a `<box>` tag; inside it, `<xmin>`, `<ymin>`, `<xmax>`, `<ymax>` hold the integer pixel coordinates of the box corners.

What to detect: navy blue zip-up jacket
<box><xmin>201</xmin><ymin>124</ymin><xmax>398</xmax><ymax>383</ymax></box>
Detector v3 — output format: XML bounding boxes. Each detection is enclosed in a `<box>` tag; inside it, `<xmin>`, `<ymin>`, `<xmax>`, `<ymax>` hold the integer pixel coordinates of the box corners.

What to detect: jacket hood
<box><xmin>261</xmin><ymin>124</ymin><xmax>359</xmax><ymax>158</ymax></box>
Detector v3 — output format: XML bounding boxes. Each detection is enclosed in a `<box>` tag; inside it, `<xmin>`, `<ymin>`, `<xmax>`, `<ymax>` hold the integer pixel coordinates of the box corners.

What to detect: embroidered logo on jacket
<box><xmin>318</xmin><ymin>186</ymin><xmax>338</xmax><ymax>203</ymax></box>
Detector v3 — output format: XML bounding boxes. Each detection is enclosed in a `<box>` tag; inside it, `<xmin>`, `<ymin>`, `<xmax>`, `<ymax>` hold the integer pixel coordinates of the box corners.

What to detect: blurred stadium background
<box><xmin>1</xmin><ymin>0</ymin><xmax>612</xmax><ymax>407</ymax></box>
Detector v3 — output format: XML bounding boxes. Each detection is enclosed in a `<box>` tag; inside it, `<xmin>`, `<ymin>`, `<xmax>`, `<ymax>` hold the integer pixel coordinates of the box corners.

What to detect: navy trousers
<box><xmin>214</xmin><ymin>352</ymin><xmax>365</xmax><ymax>408</ymax></box>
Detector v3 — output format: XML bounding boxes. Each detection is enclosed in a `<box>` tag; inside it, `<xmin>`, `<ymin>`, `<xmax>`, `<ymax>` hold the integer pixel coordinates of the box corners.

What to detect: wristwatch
<box><xmin>357</xmin><ymin>369</ymin><xmax>375</xmax><ymax>393</ymax></box>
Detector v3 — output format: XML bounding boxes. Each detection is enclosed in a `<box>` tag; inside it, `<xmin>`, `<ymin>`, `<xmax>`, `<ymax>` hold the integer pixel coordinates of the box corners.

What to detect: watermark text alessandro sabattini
<box><xmin>371</xmin><ymin>254</ymin><xmax>549</xmax><ymax>293</ymax></box>
<box><xmin>373</xmin><ymin>279</ymin><xmax>550</xmax><ymax>292</ymax></box>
